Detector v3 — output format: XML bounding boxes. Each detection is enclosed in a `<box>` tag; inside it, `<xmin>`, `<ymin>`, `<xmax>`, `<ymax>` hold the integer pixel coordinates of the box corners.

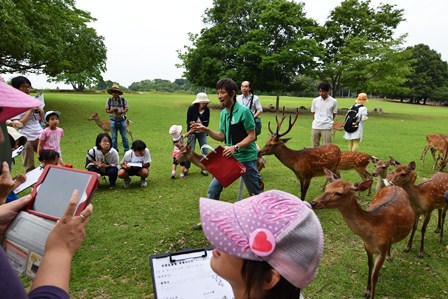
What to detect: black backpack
<box><xmin>343</xmin><ymin>104</ymin><xmax>363</xmax><ymax>133</ymax></box>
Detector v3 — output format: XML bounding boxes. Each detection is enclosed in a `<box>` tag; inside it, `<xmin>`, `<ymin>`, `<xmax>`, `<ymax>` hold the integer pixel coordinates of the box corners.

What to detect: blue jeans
<box><xmin>110</xmin><ymin>118</ymin><xmax>129</xmax><ymax>152</ymax></box>
<box><xmin>185</xmin><ymin>133</ymin><xmax>208</xmax><ymax>169</ymax></box>
<box><xmin>207</xmin><ymin>160</ymin><xmax>261</xmax><ymax>200</ymax></box>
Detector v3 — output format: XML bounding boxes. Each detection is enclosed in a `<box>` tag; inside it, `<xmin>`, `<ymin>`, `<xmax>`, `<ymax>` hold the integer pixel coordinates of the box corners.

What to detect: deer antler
<box><xmin>268</xmin><ymin>107</ymin><xmax>299</xmax><ymax>138</ymax></box>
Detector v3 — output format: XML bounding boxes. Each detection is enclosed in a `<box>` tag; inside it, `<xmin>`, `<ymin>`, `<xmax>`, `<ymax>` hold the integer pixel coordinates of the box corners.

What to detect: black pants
<box><xmin>87</xmin><ymin>165</ymin><xmax>118</xmax><ymax>185</ymax></box>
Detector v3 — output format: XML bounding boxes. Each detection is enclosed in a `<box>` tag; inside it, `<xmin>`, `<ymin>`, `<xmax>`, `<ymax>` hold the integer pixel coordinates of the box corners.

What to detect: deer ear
<box><xmin>408</xmin><ymin>161</ymin><xmax>416</xmax><ymax>171</ymax></box>
<box><xmin>389</xmin><ymin>156</ymin><xmax>401</xmax><ymax>166</ymax></box>
<box><xmin>355</xmin><ymin>180</ymin><xmax>373</xmax><ymax>192</ymax></box>
<box><xmin>369</xmin><ymin>156</ymin><xmax>378</xmax><ymax>164</ymax></box>
<box><xmin>323</xmin><ymin>168</ymin><xmax>338</xmax><ymax>182</ymax></box>
<box><xmin>280</xmin><ymin>138</ymin><xmax>291</xmax><ymax>143</ymax></box>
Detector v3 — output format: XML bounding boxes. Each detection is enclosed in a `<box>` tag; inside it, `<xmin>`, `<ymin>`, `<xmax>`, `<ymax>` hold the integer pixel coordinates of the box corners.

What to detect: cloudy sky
<box><xmin>6</xmin><ymin>0</ymin><xmax>448</xmax><ymax>89</ymax></box>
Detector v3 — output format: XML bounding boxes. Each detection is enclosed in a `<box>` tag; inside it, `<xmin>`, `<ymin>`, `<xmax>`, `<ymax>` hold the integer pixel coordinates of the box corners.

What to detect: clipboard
<box><xmin>149</xmin><ymin>247</ymin><xmax>234</xmax><ymax>299</ymax></box>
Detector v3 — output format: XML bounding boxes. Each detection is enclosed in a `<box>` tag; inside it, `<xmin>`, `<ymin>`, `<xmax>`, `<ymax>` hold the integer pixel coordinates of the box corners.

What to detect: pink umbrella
<box><xmin>0</xmin><ymin>75</ymin><xmax>42</xmax><ymax>122</ymax></box>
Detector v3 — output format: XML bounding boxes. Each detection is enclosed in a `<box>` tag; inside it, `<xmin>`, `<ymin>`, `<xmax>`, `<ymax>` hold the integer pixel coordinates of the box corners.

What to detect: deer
<box><xmin>337</xmin><ymin>152</ymin><xmax>375</xmax><ymax>195</ymax></box>
<box><xmin>259</xmin><ymin>108</ymin><xmax>341</xmax><ymax>200</ymax></box>
<box><xmin>332</xmin><ymin>121</ymin><xmax>344</xmax><ymax>137</ymax></box>
<box><xmin>420</xmin><ymin>134</ymin><xmax>448</xmax><ymax>169</ymax></box>
<box><xmin>87</xmin><ymin>112</ymin><xmax>133</xmax><ymax>141</ymax></box>
<box><xmin>370</xmin><ymin>156</ymin><xmax>401</xmax><ymax>195</ymax></box>
<box><xmin>389</xmin><ymin>161</ymin><xmax>448</xmax><ymax>258</ymax></box>
<box><xmin>311</xmin><ymin>168</ymin><xmax>415</xmax><ymax>299</ymax></box>
<box><xmin>174</xmin><ymin>139</ymin><xmax>209</xmax><ymax>175</ymax></box>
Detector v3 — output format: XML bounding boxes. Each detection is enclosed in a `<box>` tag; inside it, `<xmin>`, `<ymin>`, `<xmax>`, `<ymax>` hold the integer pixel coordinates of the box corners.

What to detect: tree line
<box><xmin>2</xmin><ymin>0</ymin><xmax>448</xmax><ymax>107</ymax></box>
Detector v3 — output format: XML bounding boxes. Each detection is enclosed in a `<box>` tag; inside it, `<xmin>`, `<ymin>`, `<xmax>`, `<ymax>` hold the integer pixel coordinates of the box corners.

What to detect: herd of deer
<box><xmin>87</xmin><ymin>110</ymin><xmax>447</xmax><ymax>298</ymax></box>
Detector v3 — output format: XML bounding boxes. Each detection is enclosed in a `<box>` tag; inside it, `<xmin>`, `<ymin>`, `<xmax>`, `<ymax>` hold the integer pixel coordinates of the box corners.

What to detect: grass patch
<box><xmin>13</xmin><ymin>92</ymin><xmax>448</xmax><ymax>298</ymax></box>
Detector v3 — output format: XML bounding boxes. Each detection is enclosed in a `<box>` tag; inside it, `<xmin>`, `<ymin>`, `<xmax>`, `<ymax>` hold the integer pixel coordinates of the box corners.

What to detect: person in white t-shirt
<box><xmin>310</xmin><ymin>82</ymin><xmax>338</xmax><ymax>147</ymax></box>
<box><xmin>10</xmin><ymin>76</ymin><xmax>44</xmax><ymax>172</ymax></box>
<box><xmin>118</xmin><ymin>140</ymin><xmax>151</xmax><ymax>188</ymax></box>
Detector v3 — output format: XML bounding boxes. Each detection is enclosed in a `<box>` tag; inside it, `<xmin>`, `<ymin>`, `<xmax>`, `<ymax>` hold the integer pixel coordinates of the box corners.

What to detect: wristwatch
<box><xmin>234</xmin><ymin>144</ymin><xmax>240</xmax><ymax>152</ymax></box>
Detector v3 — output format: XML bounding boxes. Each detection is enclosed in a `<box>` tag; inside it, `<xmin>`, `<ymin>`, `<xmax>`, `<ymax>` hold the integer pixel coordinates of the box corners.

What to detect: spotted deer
<box><xmin>312</xmin><ymin>168</ymin><xmax>414</xmax><ymax>299</ymax></box>
<box><xmin>389</xmin><ymin>161</ymin><xmax>448</xmax><ymax>258</ymax></box>
<box><xmin>370</xmin><ymin>156</ymin><xmax>401</xmax><ymax>195</ymax></box>
<box><xmin>420</xmin><ymin>134</ymin><xmax>448</xmax><ymax>169</ymax></box>
<box><xmin>332</xmin><ymin>121</ymin><xmax>344</xmax><ymax>137</ymax></box>
<box><xmin>259</xmin><ymin>108</ymin><xmax>341</xmax><ymax>200</ymax></box>
<box><xmin>87</xmin><ymin>112</ymin><xmax>133</xmax><ymax>141</ymax></box>
<box><xmin>337</xmin><ymin>152</ymin><xmax>374</xmax><ymax>195</ymax></box>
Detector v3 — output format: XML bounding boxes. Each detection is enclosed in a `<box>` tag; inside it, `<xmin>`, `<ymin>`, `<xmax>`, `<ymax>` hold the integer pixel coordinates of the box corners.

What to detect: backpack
<box><xmin>85</xmin><ymin>150</ymin><xmax>96</xmax><ymax>168</ymax></box>
<box><xmin>343</xmin><ymin>104</ymin><xmax>363</xmax><ymax>133</ymax></box>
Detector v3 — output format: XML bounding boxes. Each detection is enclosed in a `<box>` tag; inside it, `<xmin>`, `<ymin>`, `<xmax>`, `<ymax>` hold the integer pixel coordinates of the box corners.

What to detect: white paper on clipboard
<box><xmin>150</xmin><ymin>248</ymin><xmax>234</xmax><ymax>299</ymax></box>
<box><xmin>13</xmin><ymin>166</ymin><xmax>44</xmax><ymax>194</ymax></box>
<box><xmin>127</xmin><ymin>162</ymin><xmax>142</xmax><ymax>167</ymax></box>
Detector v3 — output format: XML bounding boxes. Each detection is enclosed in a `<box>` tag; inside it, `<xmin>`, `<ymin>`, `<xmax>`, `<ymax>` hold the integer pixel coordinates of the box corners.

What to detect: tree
<box><xmin>0</xmin><ymin>0</ymin><xmax>106</xmax><ymax>90</ymax></box>
<box><xmin>318</xmin><ymin>0</ymin><xmax>410</xmax><ymax>95</ymax></box>
<box><xmin>178</xmin><ymin>0</ymin><xmax>322</xmax><ymax>110</ymax></box>
<box><xmin>403</xmin><ymin>44</ymin><xmax>448</xmax><ymax>104</ymax></box>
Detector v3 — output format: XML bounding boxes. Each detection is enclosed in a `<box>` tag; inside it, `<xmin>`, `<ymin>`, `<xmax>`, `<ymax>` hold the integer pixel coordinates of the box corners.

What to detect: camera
<box><xmin>114</xmin><ymin>108</ymin><xmax>119</xmax><ymax>112</ymax></box>
<box><xmin>34</xmin><ymin>109</ymin><xmax>39</xmax><ymax>114</ymax></box>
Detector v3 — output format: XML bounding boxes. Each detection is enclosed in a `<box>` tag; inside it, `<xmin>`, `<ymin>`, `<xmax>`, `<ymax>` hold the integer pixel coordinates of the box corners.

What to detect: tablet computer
<box><xmin>26</xmin><ymin>165</ymin><xmax>99</xmax><ymax>221</ymax></box>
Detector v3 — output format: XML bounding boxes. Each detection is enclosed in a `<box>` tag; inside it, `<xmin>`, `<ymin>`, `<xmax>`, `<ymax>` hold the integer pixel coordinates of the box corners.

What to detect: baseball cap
<box><xmin>200</xmin><ymin>190</ymin><xmax>324</xmax><ymax>289</ymax></box>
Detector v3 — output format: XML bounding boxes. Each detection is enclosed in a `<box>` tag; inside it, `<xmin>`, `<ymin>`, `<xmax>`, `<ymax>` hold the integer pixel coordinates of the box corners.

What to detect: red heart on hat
<box><xmin>249</xmin><ymin>229</ymin><xmax>276</xmax><ymax>256</ymax></box>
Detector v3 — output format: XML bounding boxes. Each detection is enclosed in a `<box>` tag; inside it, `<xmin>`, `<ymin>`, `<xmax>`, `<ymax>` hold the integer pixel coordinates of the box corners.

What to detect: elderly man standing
<box><xmin>105</xmin><ymin>84</ymin><xmax>129</xmax><ymax>153</ymax></box>
<box><xmin>310</xmin><ymin>82</ymin><xmax>338</xmax><ymax>147</ymax></box>
<box><xmin>236</xmin><ymin>80</ymin><xmax>263</xmax><ymax>136</ymax></box>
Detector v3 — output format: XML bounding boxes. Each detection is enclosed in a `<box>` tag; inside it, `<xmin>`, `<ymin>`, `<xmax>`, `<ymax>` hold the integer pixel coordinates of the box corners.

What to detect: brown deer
<box><xmin>337</xmin><ymin>152</ymin><xmax>374</xmax><ymax>195</ymax></box>
<box><xmin>175</xmin><ymin>140</ymin><xmax>208</xmax><ymax>175</ymax></box>
<box><xmin>420</xmin><ymin>134</ymin><xmax>448</xmax><ymax>169</ymax></box>
<box><xmin>311</xmin><ymin>168</ymin><xmax>414</xmax><ymax>299</ymax></box>
<box><xmin>370</xmin><ymin>156</ymin><xmax>401</xmax><ymax>195</ymax></box>
<box><xmin>87</xmin><ymin>112</ymin><xmax>133</xmax><ymax>141</ymax></box>
<box><xmin>389</xmin><ymin>161</ymin><xmax>448</xmax><ymax>258</ymax></box>
<box><xmin>259</xmin><ymin>108</ymin><xmax>341</xmax><ymax>200</ymax></box>
<box><xmin>332</xmin><ymin>121</ymin><xmax>344</xmax><ymax>137</ymax></box>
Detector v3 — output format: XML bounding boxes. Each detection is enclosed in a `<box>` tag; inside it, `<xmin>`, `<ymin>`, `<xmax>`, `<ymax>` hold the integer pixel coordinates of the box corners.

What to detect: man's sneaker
<box><xmin>123</xmin><ymin>178</ymin><xmax>131</xmax><ymax>189</ymax></box>
<box><xmin>180</xmin><ymin>173</ymin><xmax>185</xmax><ymax>179</ymax></box>
<box><xmin>140</xmin><ymin>179</ymin><xmax>147</xmax><ymax>188</ymax></box>
<box><xmin>200</xmin><ymin>170</ymin><xmax>209</xmax><ymax>176</ymax></box>
<box><xmin>192</xmin><ymin>223</ymin><xmax>203</xmax><ymax>230</ymax></box>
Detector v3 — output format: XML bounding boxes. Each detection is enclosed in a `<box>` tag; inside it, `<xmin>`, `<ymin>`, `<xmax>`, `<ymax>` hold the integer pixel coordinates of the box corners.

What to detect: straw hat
<box><xmin>107</xmin><ymin>84</ymin><xmax>123</xmax><ymax>95</ymax></box>
<box><xmin>356</xmin><ymin>93</ymin><xmax>368</xmax><ymax>104</ymax></box>
<box><xmin>192</xmin><ymin>92</ymin><xmax>210</xmax><ymax>104</ymax></box>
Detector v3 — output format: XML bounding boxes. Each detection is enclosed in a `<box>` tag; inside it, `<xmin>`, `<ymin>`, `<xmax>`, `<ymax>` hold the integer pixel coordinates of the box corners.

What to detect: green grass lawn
<box><xmin>15</xmin><ymin>91</ymin><xmax>448</xmax><ymax>298</ymax></box>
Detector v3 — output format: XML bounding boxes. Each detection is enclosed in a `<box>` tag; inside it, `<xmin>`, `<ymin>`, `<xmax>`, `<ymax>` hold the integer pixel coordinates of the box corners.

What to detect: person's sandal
<box><xmin>200</xmin><ymin>170</ymin><xmax>209</xmax><ymax>176</ymax></box>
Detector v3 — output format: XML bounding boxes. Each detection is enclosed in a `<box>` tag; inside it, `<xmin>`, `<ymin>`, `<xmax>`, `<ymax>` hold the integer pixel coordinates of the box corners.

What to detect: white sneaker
<box><xmin>123</xmin><ymin>178</ymin><xmax>131</xmax><ymax>189</ymax></box>
<box><xmin>140</xmin><ymin>179</ymin><xmax>147</xmax><ymax>187</ymax></box>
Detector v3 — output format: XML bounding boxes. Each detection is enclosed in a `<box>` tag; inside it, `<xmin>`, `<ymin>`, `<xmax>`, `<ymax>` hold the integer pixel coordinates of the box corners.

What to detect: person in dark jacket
<box><xmin>185</xmin><ymin>92</ymin><xmax>211</xmax><ymax>172</ymax></box>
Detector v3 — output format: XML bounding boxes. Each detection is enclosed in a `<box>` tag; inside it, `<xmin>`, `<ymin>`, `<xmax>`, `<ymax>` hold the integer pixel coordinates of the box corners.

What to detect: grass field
<box><xmin>15</xmin><ymin>91</ymin><xmax>448</xmax><ymax>298</ymax></box>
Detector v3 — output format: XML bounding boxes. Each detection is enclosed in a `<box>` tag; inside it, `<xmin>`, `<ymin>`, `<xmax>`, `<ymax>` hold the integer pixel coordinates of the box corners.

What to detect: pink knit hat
<box><xmin>200</xmin><ymin>190</ymin><xmax>324</xmax><ymax>289</ymax></box>
<box><xmin>0</xmin><ymin>75</ymin><xmax>42</xmax><ymax>122</ymax></box>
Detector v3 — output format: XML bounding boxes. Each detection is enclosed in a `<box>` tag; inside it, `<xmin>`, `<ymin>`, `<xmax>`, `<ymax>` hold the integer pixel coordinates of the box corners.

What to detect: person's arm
<box><xmin>190</xmin><ymin>122</ymin><xmax>224</xmax><ymax>141</ymax></box>
<box><xmin>18</xmin><ymin>109</ymin><xmax>35</xmax><ymax>125</ymax></box>
<box><xmin>0</xmin><ymin>162</ymin><xmax>15</xmax><ymax>205</ymax></box>
<box><xmin>253</xmin><ymin>96</ymin><xmax>263</xmax><ymax>118</ymax></box>
<box><xmin>37</xmin><ymin>129</ymin><xmax>47</xmax><ymax>155</ymax></box>
<box><xmin>30</xmin><ymin>190</ymin><xmax>93</xmax><ymax>293</ymax></box>
<box><xmin>12</xmin><ymin>174</ymin><xmax>26</xmax><ymax>190</ymax></box>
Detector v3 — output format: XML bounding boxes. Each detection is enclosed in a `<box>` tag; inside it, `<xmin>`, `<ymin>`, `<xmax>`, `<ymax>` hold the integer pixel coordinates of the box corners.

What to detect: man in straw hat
<box><xmin>105</xmin><ymin>84</ymin><xmax>129</xmax><ymax>153</ymax></box>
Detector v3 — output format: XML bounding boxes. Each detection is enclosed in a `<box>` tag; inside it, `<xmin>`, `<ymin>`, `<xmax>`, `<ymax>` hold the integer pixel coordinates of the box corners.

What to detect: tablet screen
<box><xmin>29</xmin><ymin>167</ymin><xmax>92</xmax><ymax>218</ymax></box>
